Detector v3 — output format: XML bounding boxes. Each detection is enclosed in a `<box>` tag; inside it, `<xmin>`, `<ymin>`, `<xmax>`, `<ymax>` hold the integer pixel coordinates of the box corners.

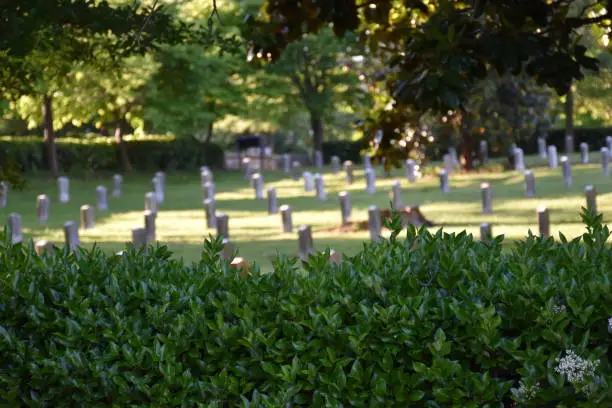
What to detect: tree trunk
<box><xmin>459</xmin><ymin>115</ymin><xmax>474</xmax><ymax>171</ymax></box>
<box><xmin>42</xmin><ymin>94</ymin><xmax>59</xmax><ymax>177</ymax></box>
<box><xmin>565</xmin><ymin>85</ymin><xmax>574</xmax><ymax>137</ymax></box>
<box><xmin>310</xmin><ymin>114</ymin><xmax>324</xmax><ymax>159</ymax></box>
<box><xmin>204</xmin><ymin>121</ymin><xmax>214</xmax><ymax>144</ymax></box>
<box><xmin>115</xmin><ymin>125</ymin><xmax>132</xmax><ymax>173</ymax></box>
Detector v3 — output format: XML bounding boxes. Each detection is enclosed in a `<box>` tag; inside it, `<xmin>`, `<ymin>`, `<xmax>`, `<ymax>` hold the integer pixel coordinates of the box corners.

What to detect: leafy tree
<box><xmin>143</xmin><ymin>44</ymin><xmax>247</xmax><ymax>143</ymax></box>
<box><xmin>244</xmin><ymin>0</ymin><xmax>610</xmax><ymax>164</ymax></box>
<box><xmin>2</xmin><ymin>1</ymin><xmax>193</xmax><ymax>176</ymax></box>
<box><xmin>264</xmin><ymin>29</ymin><xmax>370</xmax><ymax>156</ymax></box>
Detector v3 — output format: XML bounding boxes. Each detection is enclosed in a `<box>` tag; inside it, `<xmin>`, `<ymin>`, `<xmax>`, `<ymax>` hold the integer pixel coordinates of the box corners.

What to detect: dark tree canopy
<box><xmin>245</xmin><ymin>0</ymin><xmax>610</xmax><ymax>113</ymax></box>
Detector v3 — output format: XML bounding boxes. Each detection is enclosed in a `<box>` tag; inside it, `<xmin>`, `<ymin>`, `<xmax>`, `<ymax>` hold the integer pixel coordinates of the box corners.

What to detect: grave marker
<box><xmin>405</xmin><ymin>159</ymin><xmax>416</xmax><ymax>183</ymax></box>
<box><xmin>144</xmin><ymin>210</ymin><xmax>156</xmax><ymax>243</ymax></box>
<box><xmin>481</xmin><ymin>183</ymin><xmax>492</xmax><ymax>214</ymax></box>
<box><xmin>216</xmin><ymin>213</ymin><xmax>229</xmax><ymax>239</ymax></box>
<box><xmin>35</xmin><ymin>240</ymin><xmax>54</xmax><ymax>256</ymax></box>
<box><xmin>585</xmin><ymin>185</ymin><xmax>597</xmax><ymax>214</ymax></box>
<box><xmin>607</xmin><ymin>136</ymin><xmax>612</xmax><ymax>156</ymax></box>
<box><xmin>252</xmin><ymin>173</ymin><xmax>264</xmax><ymax>200</ymax></box>
<box><xmin>344</xmin><ymin>161</ymin><xmax>354</xmax><ymax>184</ymax></box>
<box><xmin>80</xmin><ymin>205</ymin><xmax>95</xmax><ymax>229</ymax></box>
<box><xmin>202</xmin><ymin>182</ymin><xmax>215</xmax><ymax>201</ymax></box>
<box><xmin>96</xmin><ymin>186</ymin><xmax>108</xmax><ymax>211</ymax></box>
<box><xmin>480</xmin><ymin>223</ymin><xmax>492</xmax><ymax>241</ymax></box>
<box><xmin>267</xmin><ymin>187</ymin><xmax>278</xmax><ymax>214</ymax></box>
<box><xmin>537</xmin><ymin>137</ymin><xmax>547</xmax><ymax>158</ymax></box>
<box><xmin>365</xmin><ymin>168</ymin><xmax>376</xmax><ymax>194</ymax></box>
<box><xmin>7</xmin><ymin>213</ymin><xmax>22</xmax><ymax>244</ymax></box>
<box><xmin>601</xmin><ymin>147</ymin><xmax>610</xmax><ymax>176</ymax></box>
<box><xmin>144</xmin><ymin>192</ymin><xmax>158</xmax><ymax>215</ymax></box>
<box><xmin>524</xmin><ymin>170</ymin><xmax>536</xmax><ymax>198</ymax></box>
<box><xmin>231</xmin><ymin>257</ymin><xmax>249</xmax><ymax>279</ymax></box>
<box><xmin>368</xmin><ymin>205</ymin><xmax>382</xmax><ymax>242</ymax></box>
<box><xmin>363</xmin><ymin>154</ymin><xmax>372</xmax><ymax>169</ymax></box>
<box><xmin>112</xmin><ymin>174</ymin><xmax>123</xmax><ymax>197</ymax></box>
<box><xmin>439</xmin><ymin>169</ymin><xmax>450</xmax><ymax>193</ymax></box>
<box><xmin>64</xmin><ymin>221</ymin><xmax>80</xmax><ymax>250</ymax></box>
<box><xmin>537</xmin><ymin>206</ymin><xmax>550</xmax><ymax>238</ymax></box>
<box><xmin>280</xmin><ymin>205</ymin><xmax>293</xmax><ymax>233</ymax></box>
<box><xmin>37</xmin><ymin>194</ymin><xmax>50</xmax><ymax>222</ymax></box>
<box><xmin>221</xmin><ymin>238</ymin><xmax>235</xmax><ymax>261</ymax></box>
<box><xmin>131</xmin><ymin>228</ymin><xmax>147</xmax><ymax>248</ymax></box>
<box><xmin>391</xmin><ymin>181</ymin><xmax>402</xmax><ymax>209</ymax></box>
<box><xmin>561</xmin><ymin>156</ymin><xmax>572</xmax><ymax>188</ymax></box>
<box><xmin>548</xmin><ymin>146</ymin><xmax>558</xmax><ymax>168</ymax></box>
<box><xmin>331</xmin><ymin>156</ymin><xmax>341</xmax><ymax>174</ymax></box>
<box><xmin>283</xmin><ymin>154</ymin><xmax>291</xmax><ymax>173</ymax></box>
<box><xmin>314</xmin><ymin>173</ymin><xmax>327</xmax><ymax>200</ymax></box>
<box><xmin>200</xmin><ymin>168</ymin><xmax>213</xmax><ymax>185</ymax></box>
<box><xmin>514</xmin><ymin>148</ymin><xmax>525</xmax><ymax>173</ymax></box>
<box><xmin>580</xmin><ymin>142</ymin><xmax>589</xmax><ymax>164</ymax></box>
<box><xmin>339</xmin><ymin>191</ymin><xmax>351</xmax><ymax>226</ymax></box>
<box><xmin>303</xmin><ymin>172</ymin><xmax>314</xmax><ymax>192</ymax></box>
<box><xmin>449</xmin><ymin>147</ymin><xmax>459</xmax><ymax>168</ymax></box>
<box><xmin>291</xmin><ymin>161</ymin><xmax>301</xmax><ymax>181</ymax></box>
<box><xmin>57</xmin><ymin>177</ymin><xmax>70</xmax><ymax>203</ymax></box>
<box><xmin>329</xmin><ymin>249</ymin><xmax>341</xmax><ymax>264</ymax></box>
<box><xmin>298</xmin><ymin>225</ymin><xmax>314</xmax><ymax>260</ymax></box>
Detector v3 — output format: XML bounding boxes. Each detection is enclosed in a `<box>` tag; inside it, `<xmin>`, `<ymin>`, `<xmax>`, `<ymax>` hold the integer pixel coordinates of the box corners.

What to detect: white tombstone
<box><xmin>439</xmin><ymin>169</ymin><xmax>450</xmax><ymax>193</ymax></box>
<box><xmin>291</xmin><ymin>161</ymin><xmax>301</xmax><ymax>181</ymax></box>
<box><xmin>331</xmin><ymin>156</ymin><xmax>341</xmax><ymax>174</ymax></box>
<box><xmin>448</xmin><ymin>147</ymin><xmax>459</xmax><ymax>168</ymax></box>
<box><xmin>203</xmin><ymin>198</ymin><xmax>216</xmax><ymax>229</ymax></box>
<box><xmin>144</xmin><ymin>192</ymin><xmax>158</xmax><ymax>215</ymax></box>
<box><xmin>7</xmin><ymin>213</ymin><xmax>22</xmax><ymax>244</ymax></box>
<box><xmin>96</xmin><ymin>186</ymin><xmax>108</xmax><ymax>211</ymax></box>
<box><xmin>537</xmin><ymin>137</ymin><xmax>547</xmax><ymax>158</ymax></box>
<box><xmin>390</xmin><ymin>181</ymin><xmax>402</xmax><ymax>209</ymax></box>
<box><xmin>144</xmin><ymin>210</ymin><xmax>156</xmax><ymax>243</ymax></box>
<box><xmin>607</xmin><ymin>136</ymin><xmax>612</xmax><ymax>157</ymax></box>
<box><xmin>524</xmin><ymin>170</ymin><xmax>536</xmax><ymax>198</ymax></box>
<box><xmin>344</xmin><ymin>161</ymin><xmax>354</xmax><ymax>184</ymax></box>
<box><xmin>601</xmin><ymin>147</ymin><xmax>610</xmax><ymax>176</ymax></box>
<box><xmin>267</xmin><ymin>188</ymin><xmax>278</xmax><ymax>214</ymax></box>
<box><xmin>481</xmin><ymin>183</ymin><xmax>492</xmax><ymax>214</ymax></box>
<box><xmin>283</xmin><ymin>154</ymin><xmax>291</xmax><ymax>173</ymax></box>
<box><xmin>63</xmin><ymin>221</ymin><xmax>80</xmax><ymax>250</ymax></box>
<box><xmin>36</xmin><ymin>194</ymin><xmax>50</xmax><ymax>222</ymax></box>
<box><xmin>112</xmin><ymin>174</ymin><xmax>123</xmax><ymax>197</ymax></box>
<box><xmin>479</xmin><ymin>140</ymin><xmax>488</xmax><ymax>164</ymax></box>
<box><xmin>514</xmin><ymin>148</ymin><xmax>525</xmax><ymax>173</ymax></box>
<box><xmin>303</xmin><ymin>172</ymin><xmax>315</xmax><ymax>192</ymax></box>
<box><xmin>561</xmin><ymin>156</ymin><xmax>572</xmax><ymax>188</ymax></box>
<box><xmin>585</xmin><ymin>185</ymin><xmax>597</xmax><ymax>214</ymax></box>
<box><xmin>368</xmin><ymin>206</ymin><xmax>382</xmax><ymax>242</ymax></box>
<box><xmin>405</xmin><ymin>159</ymin><xmax>416</xmax><ymax>183</ymax></box>
<box><xmin>313</xmin><ymin>173</ymin><xmax>326</xmax><ymax>200</ymax></box>
<box><xmin>297</xmin><ymin>225</ymin><xmax>314</xmax><ymax>260</ymax></box>
<box><xmin>580</xmin><ymin>143</ymin><xmax>589</xmax><ymax>164</ymax></box>
<box><xmin>339</xmin><ymin>191</ymin><xmax>351</xmax><ymax>226</ymax></box>
<box><xmin>365</xmin><ymin>168</ymin><xmax>376</xmax><ymax>194</ymax></box>
<box><xmin>0</xmin><ymin>181</ymin><xmax>8</xmax><ymax>208</ymax></box>
<box><xmin>80</xmin><ymin>205</ymin><xmax>95</xmax><ymax>229</ymax></box>
<box><xmin>57</xmin><ymin>177</ymin><xmax>70</xmax><ymax>203</ymax></box>
<box><xmin>547</xmin><ymin>146</ymin><xmax>558</xmax><ymax>168</ymax></box>
<box><xmin>280</xmin><ymin>205</ymin><xmax>293</xmax><ymax>233</ymax></box>
<box><xmin>251</xmin><ymin>173</ymin><xmax>264</xmax><ymax>200</ymax></box>
<box><xmin>200</xmin><ymin>169</ymin><xmax>213</xmax><ymax>185</ymax></box>
<box><xmin>363</xmin><ymin>154</ymin><xmax>372</xmax><ymax>169</ymax></box>
<box><xmin>152</xmin><ymin>175</ymin><xmax>164</xmax><ymax>205</ymax></box>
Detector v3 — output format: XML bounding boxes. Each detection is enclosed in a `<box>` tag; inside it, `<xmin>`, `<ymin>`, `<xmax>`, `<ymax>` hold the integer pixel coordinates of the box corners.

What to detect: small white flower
<box><xmin>554</xmin><ymin>349</ymin><xmax>599</xmax><ymax>385</ymax></box>
<box><xmin>552</xmin><ymin>304</ymin><xmax>567</xmax><ymax>315</ymax></box>
<box><xmin>514</xmin><ymin>381</ymin><xmax>540</xmax><ymax>401</ymax></box>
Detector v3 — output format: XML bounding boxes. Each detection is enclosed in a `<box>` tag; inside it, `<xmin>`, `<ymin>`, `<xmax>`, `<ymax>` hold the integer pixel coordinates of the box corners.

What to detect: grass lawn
<box><xmin>1</xmin><ymin>152</ymin><xmax>610</xmax><ymax>272</ymax></box>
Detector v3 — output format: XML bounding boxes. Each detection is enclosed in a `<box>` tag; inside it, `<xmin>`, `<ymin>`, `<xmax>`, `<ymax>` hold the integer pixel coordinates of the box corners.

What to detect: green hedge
<box><xmin>1</xmin><ymin>211</ymin><xmax>612</xmax><ymax>406</ymax></box>
<box><xmin>0</xmin><ymin>135</ymin><xmax>225</xmax><ymax>174</ymax></box>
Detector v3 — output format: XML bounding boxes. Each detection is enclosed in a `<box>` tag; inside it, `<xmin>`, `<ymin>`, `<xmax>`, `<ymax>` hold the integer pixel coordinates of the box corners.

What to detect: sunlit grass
<box><xmin>2</xmin><ymin>152</ymin><xmax>610</xmax><ymax>272</ymax></box>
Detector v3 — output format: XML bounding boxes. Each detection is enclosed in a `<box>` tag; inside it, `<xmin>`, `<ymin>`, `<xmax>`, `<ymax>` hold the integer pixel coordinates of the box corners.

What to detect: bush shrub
<box><xmin>0</xmin><ymin>135</ymin><xmax>225</xmax><ymax>174</ymax></box>
<box><xmin>1</xmin><ymin>211</ymin><xmax>612</xmax><ymax>406</ymax></box>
